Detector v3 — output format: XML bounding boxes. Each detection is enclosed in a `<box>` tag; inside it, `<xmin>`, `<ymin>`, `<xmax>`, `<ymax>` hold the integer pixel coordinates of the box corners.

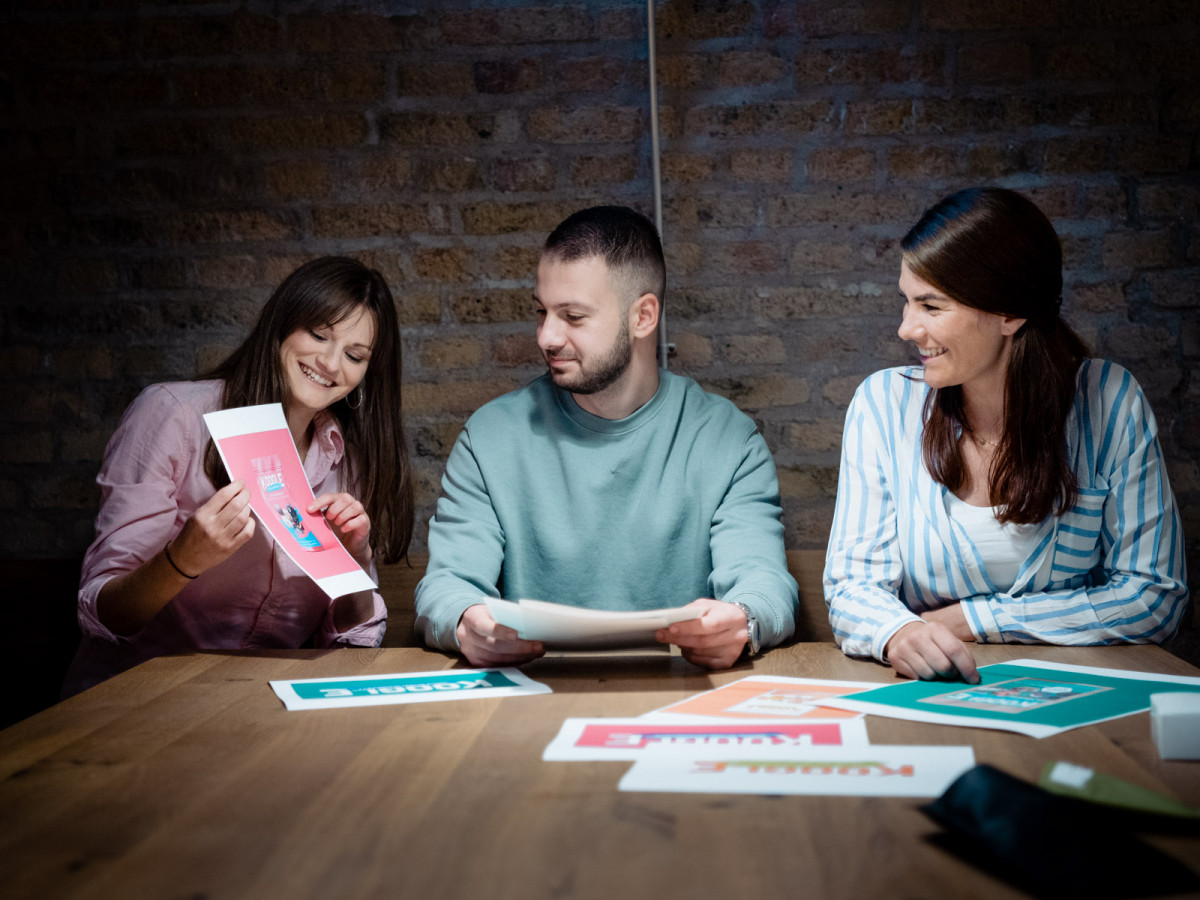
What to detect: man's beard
<box><xmin>547</xmin><ymin>318</ymin><xmax>632</xmax><ymax>395</ymax></box>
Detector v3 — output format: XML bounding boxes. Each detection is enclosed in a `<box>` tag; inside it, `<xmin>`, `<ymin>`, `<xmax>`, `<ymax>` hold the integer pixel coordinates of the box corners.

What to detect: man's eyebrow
<box><xmin>536</xmin><ymin>298</ymin><xmax>596</xmax><ymax>311</ymax></box>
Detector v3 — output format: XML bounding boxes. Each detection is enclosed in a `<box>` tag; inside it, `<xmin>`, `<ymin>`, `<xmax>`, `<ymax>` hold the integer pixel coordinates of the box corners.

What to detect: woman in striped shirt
<box><xmin>824</xmin><ymin>187</ymin><xmax>1188</xmax><ymax>683</ymax></box>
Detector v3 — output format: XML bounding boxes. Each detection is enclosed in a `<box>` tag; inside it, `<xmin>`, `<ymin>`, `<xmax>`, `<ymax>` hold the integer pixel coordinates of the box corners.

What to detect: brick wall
<box><xmin>2</xmin><ymin>1</ymin><xmax>1197</xmax><ymax>638</ymax></box>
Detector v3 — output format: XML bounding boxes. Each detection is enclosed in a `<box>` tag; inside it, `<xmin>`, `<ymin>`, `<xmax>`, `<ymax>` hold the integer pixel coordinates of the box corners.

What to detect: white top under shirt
<box><xmin>944</xmin><ymin>492</ymin><xmax>1042</xmax><ymax>593</ymax></box>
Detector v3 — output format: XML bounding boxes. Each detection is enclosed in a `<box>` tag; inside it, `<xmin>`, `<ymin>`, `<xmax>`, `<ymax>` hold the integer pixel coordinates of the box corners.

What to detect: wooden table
<box><xmin>3</xmin><ymin>643</ymin><xmax>1198</xmax><ymax>899</ymax></box>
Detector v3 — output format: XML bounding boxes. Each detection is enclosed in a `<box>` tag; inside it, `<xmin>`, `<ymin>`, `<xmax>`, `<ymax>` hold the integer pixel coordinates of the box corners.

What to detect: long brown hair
<box><xmin>901</xmin><ymin>187</ymin><xmax>1088</xmax><ymax>524</ymax></box>
<box><xmin>203</xmin><ymin>256</ymin><xmax>413</xmax><ymax>563</ymax></box>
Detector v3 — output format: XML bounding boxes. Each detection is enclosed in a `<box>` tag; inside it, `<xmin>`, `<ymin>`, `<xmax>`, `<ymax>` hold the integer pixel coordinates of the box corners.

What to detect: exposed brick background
<box><xmin>1</xmin><ymin>1</ymin><xmax>1197</xmax><ymax>659</ymax></box>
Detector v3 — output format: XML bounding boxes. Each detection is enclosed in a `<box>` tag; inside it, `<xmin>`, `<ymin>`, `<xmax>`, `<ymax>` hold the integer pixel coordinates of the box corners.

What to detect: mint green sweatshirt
<box><xmin>415</xmin><ymin>370</ymin><xmax>798</xmax><ymax>650</ymax></box>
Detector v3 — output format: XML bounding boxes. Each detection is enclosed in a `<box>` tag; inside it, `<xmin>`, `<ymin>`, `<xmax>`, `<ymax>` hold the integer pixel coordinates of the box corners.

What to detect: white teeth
<box><xmin>920</xmin><ymin>348</ymin><xmax>947</xmax><ymax>358</ymax></box>
<box><xmin>300</xmin><ymin>363</ymin><xmax>333</xmax><ymax>387</ymax></box>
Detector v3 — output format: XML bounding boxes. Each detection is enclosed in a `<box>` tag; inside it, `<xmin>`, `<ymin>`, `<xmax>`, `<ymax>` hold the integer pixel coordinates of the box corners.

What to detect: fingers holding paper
<box><xmin>657</xmin><ymin>598</ymin><xmax>748</xmax><ymax>670</ymax></box>
<box><xmin>171</xmin><ymin>479</ymin><xmax>256</xmax><ymax>576</ymax></box>
<box><xmin>310</xmin><ymin>491</ymin><xmax>371</xmax><ymax>566</ymax></box>
<box><xmin>885</xmin><ymin>620</ymin><xmax>980</xmax><ymax>684</ymax></box>
<box><xmin>457</xmin><ymin>604</ymin><xmax>545</xmax><ymax>668</ymax></box>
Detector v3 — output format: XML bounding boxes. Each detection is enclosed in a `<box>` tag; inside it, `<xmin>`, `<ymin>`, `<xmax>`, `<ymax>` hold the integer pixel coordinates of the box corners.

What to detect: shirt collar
<box><xmin>304</xmin><ymin>409</ymin><xmax>345</xmax><ymax>483</ymax></box>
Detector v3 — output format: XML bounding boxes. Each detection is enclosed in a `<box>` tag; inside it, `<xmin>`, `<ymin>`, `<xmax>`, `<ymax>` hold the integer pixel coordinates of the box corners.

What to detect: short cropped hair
<box><xmin>543</xmin><ymin>205</ymin><xmax>666</xmax><ymax>307</ymax></box>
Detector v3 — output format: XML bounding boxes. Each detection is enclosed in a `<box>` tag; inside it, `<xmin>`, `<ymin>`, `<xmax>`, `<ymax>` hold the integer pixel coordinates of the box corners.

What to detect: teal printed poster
<box><xmin>819</xmin><ymin>659</ymin><xmax>1200</xmax><ymax>738</ymax></box>
<box><xmin>270</xmin><ymin>667</ymin><xmax>552</xmax><ymax>711</ymax></box>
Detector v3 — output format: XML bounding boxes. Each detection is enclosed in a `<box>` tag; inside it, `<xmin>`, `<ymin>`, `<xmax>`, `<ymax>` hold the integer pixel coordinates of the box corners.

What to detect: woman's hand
<box><xmin>97</xmin><ymin>480</ymin><xmax>255</xmax><ymax>636</ymax></box>
<box><xmin>310</xmin><ymin>492</ymin><xmax>372</xmax><ymax>566</ymax></box>
<box><xmin>885</xmin><ymin>617</ymin><xmax>980</xmax><ymax>684</ymax></box>
<box><xmin>168</xmin><ymin>480</ymin><xmax>257</xmax><ymax>577</ymax></box>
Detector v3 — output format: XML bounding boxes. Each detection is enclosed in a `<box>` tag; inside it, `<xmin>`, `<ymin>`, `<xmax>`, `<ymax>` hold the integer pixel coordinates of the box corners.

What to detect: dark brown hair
<box><xmin>543</xmin><ymin>205</ymin><xmax>666</xmax><ymax>307</ymax></box>
<box><xmin>203</xmin><ymin>256</ymin><xmax>413</xmax><ymax>563</ymax></box>
<box><xmin>902</xmin><ymin>187</ymin><xmax>1089</xmax><ymax>524</ymax></box>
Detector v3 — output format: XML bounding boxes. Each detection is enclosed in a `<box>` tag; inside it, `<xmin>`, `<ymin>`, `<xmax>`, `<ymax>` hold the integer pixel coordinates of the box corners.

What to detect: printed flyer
<box><xmin>819</xmin><ymin>659</ymin><xmax>1200</xmax><ymax>738</ymax></box>
<box><xmin>269</xmin><ymin>668</ymin><xmax>552</xmax><ymax>711</ymax></box>
<box><xmin>618</xmin><ymin>743</ymin><xmax>975</xmax><ymax>797</ymax></box>
<box><xmin>204</xmin><ymin>403</ymin><xmax>376</xmax><ymax>599</ymax></box>
<box><xmin>646</xmin><ymin>675</ymin><xmax>878</xmax><ymax>721</ymax></box>
<box><xmin>543</xmin><ymin>717</ymin><xmax>870</xmax><ymax>761</ymax></box>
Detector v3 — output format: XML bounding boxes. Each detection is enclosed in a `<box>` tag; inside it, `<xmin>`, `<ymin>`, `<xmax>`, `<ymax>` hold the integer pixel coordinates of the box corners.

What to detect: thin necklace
<box><xmin>969</xmin><ymin>429</ymin><xmax>999</xmax><ymax>448</ymax></box>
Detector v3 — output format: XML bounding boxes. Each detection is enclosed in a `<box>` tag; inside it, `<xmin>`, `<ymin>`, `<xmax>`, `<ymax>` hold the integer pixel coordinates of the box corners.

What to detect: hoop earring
<box><xmin>347</xmin><ymin>384</ymin><xmax>364</xmax><ymax>410</ymax></box>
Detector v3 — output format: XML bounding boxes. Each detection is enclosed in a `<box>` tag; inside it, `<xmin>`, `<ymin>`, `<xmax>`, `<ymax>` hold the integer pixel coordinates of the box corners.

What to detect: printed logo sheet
<box><xmin>270</xmin><ymin>668</ymin><xmax>552</xmax><ymax>711</ymax></box>
<box><xmin>204</xmin><ymin>403</ymin><xmax>375</xmax><ymax>599</ymax></box>
<box><xmin>645</xmin><ymin>675</ymin><xmax>879</xmax><ymax>722</ymax></box>
<box><xmin>543</xmin><ymin>717</ymin><xmax>870</xmax><ymax>761</ymax></box>
<box><xmin>819</xmin><ymin>659</ymin><xmax>1200</xmax><ymax>738</ymax></box>
<box><xmin>618</xmin><ymin>743</ymin><xmax>976</xmax><ymax>797</ymax></box>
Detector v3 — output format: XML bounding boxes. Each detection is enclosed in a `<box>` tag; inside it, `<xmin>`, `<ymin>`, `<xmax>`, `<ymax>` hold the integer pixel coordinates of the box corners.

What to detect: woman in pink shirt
<box><xmin>65</xmin><ymin>257</ymin><xmax>414</xmax><ymax>694</ymax></box>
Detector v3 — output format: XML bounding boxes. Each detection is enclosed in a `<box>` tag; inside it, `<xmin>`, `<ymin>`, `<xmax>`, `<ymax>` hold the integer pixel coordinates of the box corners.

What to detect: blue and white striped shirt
<box><xmin>824</xmin><ymin>359</ymin><xmax>1188</xmax><ymax>661</ymax></box>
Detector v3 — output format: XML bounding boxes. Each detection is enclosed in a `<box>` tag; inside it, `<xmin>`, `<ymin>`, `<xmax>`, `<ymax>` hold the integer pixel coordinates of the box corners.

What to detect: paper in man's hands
<box><xmin>485</xmin><ymin>597</ymin><xmax>701</xmax><ymax>649</ymax></box>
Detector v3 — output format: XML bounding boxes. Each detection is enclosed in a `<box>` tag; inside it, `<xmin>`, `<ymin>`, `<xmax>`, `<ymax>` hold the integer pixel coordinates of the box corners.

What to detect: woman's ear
<box><xmin>1000</xmin><ymin>314</ymin><xmax>1027</xmax><ymax>336</ymax></box>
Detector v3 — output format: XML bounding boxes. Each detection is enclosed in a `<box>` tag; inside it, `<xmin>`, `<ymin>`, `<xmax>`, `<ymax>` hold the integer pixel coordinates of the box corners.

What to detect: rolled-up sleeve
<box><xmin>824</xmin><ymin>375</ymin><xmax>923</xmax><ymax>660</ymax></box>
<box><xmin>957</xmin><ymin>364</ymin><xmax>1188</xmax><ymax>645</ymax></box>
<box><xmin>414</xmin><ymin>427</ymin><xmax>505</xmax><ymax>651</ymax></box>
<box><xmin>78</xmin><ymin>385</ymin><xmax>198</xmax><ymax>644</ymax></box>
<box><xmin>708</xmin><ymin>431</ymin><xmax>798</xmax><ymax>648</ymax></box>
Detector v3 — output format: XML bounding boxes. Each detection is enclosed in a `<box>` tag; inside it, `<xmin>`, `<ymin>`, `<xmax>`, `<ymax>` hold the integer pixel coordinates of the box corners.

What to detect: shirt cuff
<box><xmin>77</xmin><ymin>574</ymin><xmax>130</xmax><ymax>645</ymax></box>
<box><xmin>422</xmin><ymin>596</ymin><xmax>487</xmax><ymax>651</ymax></box>
<box><xmin>957</xmin><ymin>595</ymin><xmax>1002</xmax><ymax>644</ymax></box>
<box><xmin>872</xmin><ymin>612</ymin><xmax>923</xmax><ymax>663</ymax></box>
<box><xmin>326</xmin><ymin>591</ymin><xmax>387</xmax><ymax>647</ymax></box>
<box><xmin>722</xmin><ymin>590</ymin><xmax>792</xmax><ymax>649</ymax></box>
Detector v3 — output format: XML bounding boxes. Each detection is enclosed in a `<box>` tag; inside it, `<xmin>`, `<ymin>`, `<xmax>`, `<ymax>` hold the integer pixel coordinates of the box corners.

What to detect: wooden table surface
<box><xmin>3</xmin><ymin>643</ymin><xmax>1198</xmax><ymax>899</ymax></box>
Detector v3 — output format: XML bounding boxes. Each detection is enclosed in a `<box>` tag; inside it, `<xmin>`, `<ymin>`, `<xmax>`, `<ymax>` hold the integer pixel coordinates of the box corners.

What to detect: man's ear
<box><xmin>630</xmin><ymin>292</ymin><xmax>660</xmax><ymax>339</ymax></box>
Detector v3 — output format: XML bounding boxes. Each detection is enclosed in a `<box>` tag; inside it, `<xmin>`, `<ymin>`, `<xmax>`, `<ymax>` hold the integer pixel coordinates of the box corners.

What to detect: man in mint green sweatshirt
<box><xmin>415</xmin><ymin>206</ymin><xmax>797</xmax><ymax>669</ymax></box>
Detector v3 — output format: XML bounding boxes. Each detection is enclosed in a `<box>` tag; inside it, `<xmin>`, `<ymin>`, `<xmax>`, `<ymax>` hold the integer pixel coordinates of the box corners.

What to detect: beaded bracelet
<box><xmin>164</xmin><ymin>541</ymin><xmax>198</xmax><ymax>580</ymax></box>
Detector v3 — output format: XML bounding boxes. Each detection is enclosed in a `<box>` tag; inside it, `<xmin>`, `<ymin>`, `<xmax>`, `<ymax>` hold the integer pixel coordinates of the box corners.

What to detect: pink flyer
<box><xmin>542</xmin><ymin>717</ymin><xmax>870</xmax><ymax>761</ymax></box>
<box><xmin>203</xmin><ymin>403</ymin><xmax>376</xmax><ymax>599</ymax></box>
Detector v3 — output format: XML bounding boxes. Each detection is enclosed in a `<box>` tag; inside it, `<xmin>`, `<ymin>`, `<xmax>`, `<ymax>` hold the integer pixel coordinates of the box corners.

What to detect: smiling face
<box><xmin>897</xmin><ymin>260</ymin><xmax>1024</xmax><ymax>396</ymax></box>
<box><xmin>534</xmin><ymin>255</ymin><xmax>635</xmax><ymax>397</ymax></box>
<box><xmin>279</xmin><ymin>305</ymin><xmax>376</xmax><ymax>420</ymax></box>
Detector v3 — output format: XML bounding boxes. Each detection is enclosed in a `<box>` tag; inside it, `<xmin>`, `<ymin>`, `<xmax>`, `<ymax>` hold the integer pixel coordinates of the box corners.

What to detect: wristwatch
<box><xmin>725</xmin><ymin>600</ymin><xmax>761</xmax><ymax>657</ymax></box>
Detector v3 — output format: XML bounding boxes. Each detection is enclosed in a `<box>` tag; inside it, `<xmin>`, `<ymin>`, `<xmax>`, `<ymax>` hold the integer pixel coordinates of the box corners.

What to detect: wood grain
<box><xmin>1</xmin><ymin>643</ymin><xmax>1197</xmax><ymax>900</ymax></box>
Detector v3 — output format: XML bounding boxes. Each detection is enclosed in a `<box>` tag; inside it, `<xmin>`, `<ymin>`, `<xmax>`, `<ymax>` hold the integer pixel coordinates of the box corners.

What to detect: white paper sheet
<box><xmin>618</xmin><ymin>743</ymin><xmax>976</xmax><ymax>797</ymax></box>
<box><xmin>543</xmin><ymin>717</ymin><xmax>870</xmax><ymax>761</ymax></box>
<box><xmin>269</xmin><ymin>667</ymin><xmax>551</xmax><ymax>711</ymax></box>
<box><xmin>485</xmin><ymin>596</ymin><xmax>701</xmax><ymax>648</ymax></box>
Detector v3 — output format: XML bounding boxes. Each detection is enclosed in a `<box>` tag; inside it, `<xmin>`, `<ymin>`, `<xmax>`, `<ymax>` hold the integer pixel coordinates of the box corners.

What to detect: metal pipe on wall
<box><xmin>647</xmin><ymin>0</ymin><xmax>668</xmax><ymax>370</ymax></box>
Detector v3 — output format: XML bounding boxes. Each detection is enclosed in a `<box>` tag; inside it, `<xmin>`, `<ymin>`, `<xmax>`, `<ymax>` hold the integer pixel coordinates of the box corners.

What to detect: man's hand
<box><xmin>656</xmin><ymin>598</ymin><xmax>749</xmax><ymax>670</ymax></box>
<box><xmin>456</xmin><ymin>604</ymin><xmax>545</xmax><ymax>667</ymax></box>
<box><xmin>884</xmin><ymin>617</ymin><xmax>979</xmax><ymax>684</ymax></box>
